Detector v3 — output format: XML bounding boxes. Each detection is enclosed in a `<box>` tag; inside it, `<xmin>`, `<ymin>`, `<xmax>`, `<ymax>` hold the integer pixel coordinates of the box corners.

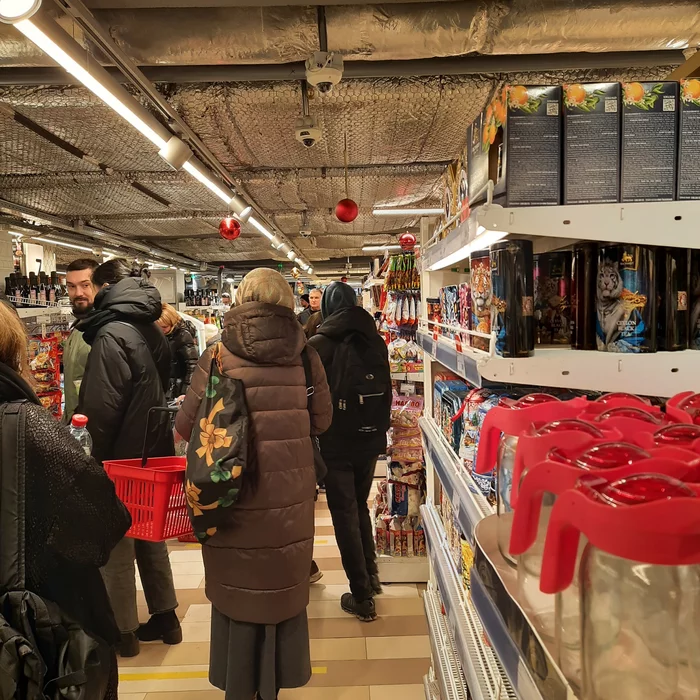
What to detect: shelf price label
<box><xmin>456</xmin><ymin>355</ymin><xmax>466</xmax><ymax>377</ymax></box>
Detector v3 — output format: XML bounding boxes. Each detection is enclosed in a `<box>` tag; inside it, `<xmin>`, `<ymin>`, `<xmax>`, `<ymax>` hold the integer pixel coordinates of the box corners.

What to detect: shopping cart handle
<box><xmin>141</xmin><ymin>406</ymin><xmax>179</xmax><ymax>467</ymax></box>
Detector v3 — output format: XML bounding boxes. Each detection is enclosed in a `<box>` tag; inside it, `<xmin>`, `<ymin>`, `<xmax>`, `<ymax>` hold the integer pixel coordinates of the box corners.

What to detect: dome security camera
<box><xmin>294</xmin><ymin>115</ymin><xmax>322</xmax><ymax>148</ymax></box>
<box><xmin>305</xmin><ymin>52</ymin><xmax>344</xmax><ymax>95</ymax></box>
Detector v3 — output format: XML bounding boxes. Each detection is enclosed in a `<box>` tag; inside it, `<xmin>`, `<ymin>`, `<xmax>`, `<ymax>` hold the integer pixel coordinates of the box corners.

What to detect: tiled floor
<box><xmin>121</xmin><ymin>488</ymin><xmax>430</xmax><ymax>699</ymax></box>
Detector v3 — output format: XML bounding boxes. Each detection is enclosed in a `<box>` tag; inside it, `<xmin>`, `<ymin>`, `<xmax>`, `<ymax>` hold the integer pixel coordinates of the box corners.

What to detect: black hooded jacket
<box><xmin>307</xmin><ymin>304</ymin><xmax>390</xmax><ymax>458</ymax></box>
<box><xmin>76</xmin><ymin>278</ymin><xmax>174</xmax><ymax>465</ymax></box>
<box><xmin>0</xmin><ymin>363</ymin><xmax>130</xmax><ymax>645</ymax></box>
<box><xmin>167</xmin><ymin>321</ymin><xmax>199</xmax><ymax>399</ymax></box>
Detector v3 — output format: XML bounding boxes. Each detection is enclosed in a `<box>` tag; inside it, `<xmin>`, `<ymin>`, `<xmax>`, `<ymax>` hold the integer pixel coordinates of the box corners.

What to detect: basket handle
<box><xmin>141</xmin><ymin>406</ymin><xmax>179</xmax><ymax>467</ymax></box>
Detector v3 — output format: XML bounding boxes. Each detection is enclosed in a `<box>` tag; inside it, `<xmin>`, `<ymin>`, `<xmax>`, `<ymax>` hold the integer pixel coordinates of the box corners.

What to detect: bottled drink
<box><xmin>49</xmin><ymin>272</ymin><xmax>58</xmax><ymax>303</ymax></box>
<box><xmin>28</xmin><ymin>273</ymin><xmax>37</xmax><ymax>306</ymax></box>
<box><xmin>38</xmin><ymin>273</ymin><xmax>47</xmax><ymax>305</ymax></box>
<box><xmin>22</xmin><ymin>276</ymin><xmax>30</xmax><ymax>307</ymax></box>
<box><xmin>69</xmin><ymin>414</ymin><xmax>92</xmax><ymax>456</ymax></box>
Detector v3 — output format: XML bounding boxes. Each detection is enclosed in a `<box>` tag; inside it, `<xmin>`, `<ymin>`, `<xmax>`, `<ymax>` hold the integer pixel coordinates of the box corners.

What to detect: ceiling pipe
<box><xmin>0</xmin><ymin>49</ymin><xmax>684</xmax><ymax>85</ymax></box>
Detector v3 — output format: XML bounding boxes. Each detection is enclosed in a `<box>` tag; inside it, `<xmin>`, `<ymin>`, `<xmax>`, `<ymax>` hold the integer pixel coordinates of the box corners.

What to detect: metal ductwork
<box><xmin>1</xmin><ymin>1</ymin><xmax>699</xmax><ymax>68</ymax></box>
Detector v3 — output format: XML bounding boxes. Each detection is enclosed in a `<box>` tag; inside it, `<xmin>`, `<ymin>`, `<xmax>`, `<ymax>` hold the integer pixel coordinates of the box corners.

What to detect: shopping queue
<box><xmin>0</xmin><ymin>262</ymin><xmax>391</xmax><ymax>700</ymax></box>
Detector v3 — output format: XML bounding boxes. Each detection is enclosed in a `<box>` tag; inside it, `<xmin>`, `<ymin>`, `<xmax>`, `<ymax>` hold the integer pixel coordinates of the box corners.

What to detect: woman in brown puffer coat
<box><xmin>175</xmin><ymin>268</ymin><xmax>332</xmax><ymax>700</ymax></box>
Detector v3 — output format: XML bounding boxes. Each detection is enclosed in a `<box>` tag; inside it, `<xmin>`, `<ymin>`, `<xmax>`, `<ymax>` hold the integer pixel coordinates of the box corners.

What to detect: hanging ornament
<box><xmin>219</xmin><ymin>217</ymin><xmax>241</xmax><ymax>241</ymax></box>
<box><xmin>340</xmin><ymin>275</ymin><xmax>348</xmax><ymax>283</ymax></box>
<box><xmin>399</xmin><ymin>232</ymin><xmax>417</xmax><ymax>251</ymax></box>
<box><xmin>335</xmin><ymin>132</ymin><xmax>358</xmax><ymax>223</ymax></box>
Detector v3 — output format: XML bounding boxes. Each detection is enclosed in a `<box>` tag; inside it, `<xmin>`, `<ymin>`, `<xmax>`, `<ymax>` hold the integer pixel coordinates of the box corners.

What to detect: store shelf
<box><xmin>424</xmin><ymin>588</ymin><xmax>469</xmax><ymax>700</ymax></box>
<box><xmin>418</xmin><ymin>329</ymin><xmax>700</xmax><ymax>398</ymax></box>
<box><xmin>15</xmin><ymin>305</ymin><xmax>72</xmax><ymax>319</ymax></box>
<box><xmin>421</xmin><ymin>200</ymin><xmax>700</xmax><ymax>272</ymax></box>
<box><xmin>421</xmin><ymin>503</ymin><xmax>516</xmax><ymax>700</ymax></box>
<box><xmin>424</xmin><ymin>671</ymin><xmax>440</xmax><ymax>700</ymax></box>
<box><xmin>177</xmin><ymin>303</ymin><xmax>228</xmax><ymax>312</ymax></box>
<box><xmin>376</xmin><ymin>553</ymin><xmax>429</xmax><ymax>584</ymax></box>
<box><xmin>391</xmin><ymin>371</ymin><xmax>425</xmax><ymax>382</ymax></box>
<box><xmin>420</xmin><ymin>416</ymin><xmax>493</xmax><ymax>541</ymax></box>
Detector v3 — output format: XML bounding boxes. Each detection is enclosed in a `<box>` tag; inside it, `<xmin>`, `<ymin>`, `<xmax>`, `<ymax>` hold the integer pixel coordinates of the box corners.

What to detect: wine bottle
<box><xmin>22</xmin><ymin>276</ymin><xmax>30</xmax><ymax>307</ymax></box>
<box><xmin>38</xmin><ymin>273</ymin><xmax>47</xmax><ymax>305</ymax></box>
<box><xmin>49</xmin><ymin>272</ymin><xmax>58</xmax><ymax>303</ymax></box>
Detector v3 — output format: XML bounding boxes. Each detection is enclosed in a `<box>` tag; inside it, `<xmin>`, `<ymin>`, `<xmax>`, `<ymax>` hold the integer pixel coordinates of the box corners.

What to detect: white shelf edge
<box><xmin>421</xmin><ymin>503</ymin><xmax>517</xmax><ymax>700</ymax></box>
<box><xmin>376</xmin><ymin>554</ymin><xmax>429</xmax><ymax>584</ymax></box>
<box><xmin>391</xmin><ymin>371</ymin><xmax>425</xmax><ymax>382</ymax></box>
<box><xmin>424</xmin><ymin>589</ymin><xmax>470</xmax><ymax>700</ymax></box>
<box><xmin>418</xmin><ymin>329</ymin><xmax>700</xmax><ymax>398</ymax></box>
<box><xmin>424</xmin><ymin>672</ymin><xmax>440</xmax><ymax>700</ymax></box>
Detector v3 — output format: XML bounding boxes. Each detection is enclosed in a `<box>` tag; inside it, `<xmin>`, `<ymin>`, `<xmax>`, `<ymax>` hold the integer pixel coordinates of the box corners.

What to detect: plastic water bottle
<box><xmin>69</xmin><ymin>414</ymin><xmax>93</xmax><ymax>456</ymax></box>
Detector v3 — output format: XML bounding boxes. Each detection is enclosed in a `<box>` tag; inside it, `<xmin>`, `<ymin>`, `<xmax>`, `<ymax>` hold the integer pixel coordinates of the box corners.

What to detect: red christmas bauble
<box><xmin>219</xmin><ymin>217</ymin><xmax>241</xmax><ymax>240</ymax></box>
<box><xmin>399</xmin><ymin>232</ymin><xmax>417</xmax><ymax>251</ymax></box>
<box><xmin>335</xmin><ymin>198</ymin><xmax>359</xmax><ymax>223</ymax></box>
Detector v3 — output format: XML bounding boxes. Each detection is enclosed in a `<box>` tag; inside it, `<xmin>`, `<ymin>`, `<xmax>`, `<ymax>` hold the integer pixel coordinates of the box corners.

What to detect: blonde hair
<box><xmin>158</xmin><ymin>303</ymin><xmax>182</xmax><ymax>333</ymax></box>
<box><xmin>0</xmin><ymin>302</ymin><xmax>31</xmax><ymax>380</ymax></box>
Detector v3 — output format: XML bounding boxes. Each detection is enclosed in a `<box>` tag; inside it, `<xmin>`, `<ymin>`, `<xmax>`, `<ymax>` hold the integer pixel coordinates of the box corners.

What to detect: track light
<box><xmin>249</xmin><ymin>217</ymin><xmax>275</xmax><ymax>241</ymax></box>
<box><xmin>0</xmin><ymin>0</ymin><xmax>41</xmax><ymax>24</ymax></box>
<box><xmin>182</xmin><ymin>159</ymin><xmax>232</xmax><ymax>205</ymax></box>
<box><xmin>287</xmin><ymin>250</ymin><xmax>296</xmax><ymax>260</ymax></box>
<box><xmin>230</xmin><ymin>194</ymin><xmax>253</xmax><ymax>224</ymax></box>
<box><xmin>362</xmin><ymin>244</ymin><xmax>402</xmax><ymax>252</ymax></box>
<box><xmin>32</xmin><ymin>236</ymin><xmax>93</xmax><ymax>252</ymax></box>
<box><xmin>307</xmin><ymin>267</ymin><xmax>313</xmax><ymax>275</ymax></box>
<box><xmin>372</xmin><ymin>208</ymin><xmax>443</xmax><ymax>217</ymax></box>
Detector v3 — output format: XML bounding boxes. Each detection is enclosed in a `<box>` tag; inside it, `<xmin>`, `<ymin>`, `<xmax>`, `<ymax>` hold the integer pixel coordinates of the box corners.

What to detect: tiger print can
<box><xmin>470</xmin><ymin>250</ymin><xmax>492</xmax><ymax>352</ymax></box>
<box><xmin>490</xmin><ymin>239</ymin><xmax>535</xmax><ymax>358</ymax></box>
<box><xmin>596</xmin><ymin>244</ymin><xmax>657</xmax><ymax>353</ymax></box>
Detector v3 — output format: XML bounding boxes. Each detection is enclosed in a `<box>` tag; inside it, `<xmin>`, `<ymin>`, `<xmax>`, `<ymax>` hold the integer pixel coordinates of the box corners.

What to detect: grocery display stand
<box><xmin>418</xmin><ymin>198</ymin><xmax>700</xmax><ymax>700</ymax></box>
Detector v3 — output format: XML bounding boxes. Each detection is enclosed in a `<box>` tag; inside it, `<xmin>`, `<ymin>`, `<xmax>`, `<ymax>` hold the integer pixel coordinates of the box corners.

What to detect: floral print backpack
<box><xmin>185</xmin><ymin>343</ymin><xmax>249</xmax><ymax>542</ymax></box>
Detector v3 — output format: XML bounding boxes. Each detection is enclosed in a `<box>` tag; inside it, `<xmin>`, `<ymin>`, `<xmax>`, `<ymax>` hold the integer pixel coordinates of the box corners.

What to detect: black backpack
<box><xmin>328</xmin><ymin>331</ymin><xmax>391</xmax><ymax>440</ymax></box>
<box><xmin>0</xmin><ymin>402</ymin><xmax>112</xmax><ymax>700</ymax></box>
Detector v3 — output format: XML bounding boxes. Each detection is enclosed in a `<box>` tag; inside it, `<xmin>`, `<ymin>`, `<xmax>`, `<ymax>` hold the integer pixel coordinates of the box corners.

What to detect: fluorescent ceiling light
<box><xmin>183</xmin><ymin>159</ymin><xmax>232</xmax><ymax>204</ymax></box>
<box><xmin>372</xmin><ymin>208</ymin><xmax>443</xmax><ymax>217</ymax></box>
<box><xmin>15</xmin><ymin>19</ymin><xmax>167</xmax><ymax>149</ymax></box>
<box><xmin>287</xmin><ymin>250</ymin><xmax>296</xmax><ymax>260</ymax></box>
<box><xmin>362</xmin><ymin>244</ymin><xmax>402</xmax><ymax>252</ymax></box>
<box><xmin>8</xmin><ymin>231</ymin><xmax>23</xmax><ymax>237</ymax></box>
<box><xmin>32</xmin><ymin>236</ymin><xmax>93</xmax><ymax>252</ymax></box>
<box><xmin>230</xmin><ymin>194</ymin><xmax>252</xmax><ymax>223</ymax></box>
<box><xmin>307</xmin><ymin>267</ymin><xmax>313</xmax><ymax>275</ymax></box>
<box><xmin>249</xmin><ymin>216</ymin><xmax>275</xmax><ymax>241</ymax></box>
<box><xmin>428</xmin><ymin>227</ymin><xmax>508</xmax><ymax>272</ymax></box>
<box><xmin>0</xmin><ymin>0</ymin><xmax>41</xmax><ymax>24</ymax></box>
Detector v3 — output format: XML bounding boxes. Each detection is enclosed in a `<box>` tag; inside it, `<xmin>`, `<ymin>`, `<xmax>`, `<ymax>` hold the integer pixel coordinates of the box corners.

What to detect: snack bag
<box><xmin>390</xmin><ymin>482</ymin><xmax>409</xmax><ymax>516</ymax></box>
<box><xmin>414</xmin><ymin>519</ymin><xmax>426</xmax><ymax>557</ymax></box>
<box><xmin>390</xmin><ymin>517</ymin><xmax>403</xmax><ymax>557</ymax></box>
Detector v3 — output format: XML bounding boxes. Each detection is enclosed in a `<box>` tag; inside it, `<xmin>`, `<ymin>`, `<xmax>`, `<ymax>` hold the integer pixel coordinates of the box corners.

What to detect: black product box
<box><xmin>679</xmin><ymin>79</ymin><xmax>700</xmax><ymax>200</ymax></box>
<box><xmin>621</xmin><ymin>81</ymin><xmax>678</xmax><ymax>202</ymax></box>
<box><xmin>563</xmin><ymin>82</ymin><xmax>621</xmax><ymax>204</ymax></box>
<box><xmin>468</xmin><ymin>86</ymin><xmax>508</xmax><ymax>206</ymax></box>
<box><xmin>506</xmin><ymin>85</ymin><xmax>562</xmax><ymax>206</ymax></box>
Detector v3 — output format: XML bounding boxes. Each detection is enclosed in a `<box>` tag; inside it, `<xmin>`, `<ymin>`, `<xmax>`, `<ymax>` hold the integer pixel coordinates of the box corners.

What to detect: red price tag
<box><xmin>455</xmin><ymin>333</ymin><xmax>463</xmax><ymax>354</ymax></box>
<box><xmin>432</xmin><ymin>325</ymin><xmax>439</xmax><ymax>342</ymax></box>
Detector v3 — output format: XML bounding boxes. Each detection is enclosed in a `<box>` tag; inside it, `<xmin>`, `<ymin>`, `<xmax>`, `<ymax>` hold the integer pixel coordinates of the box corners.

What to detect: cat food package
<box><xmin>563</xmin><ymin>82</ymin><xmax>621</xmax><ymax>204</ymax></box>
<box><xmin>470</xmin><ymin>249</ymin><xmax>492</xmax><ymax>352</ymax></box>
<box><xmin>534</xmin><ymin>251</ymin><xmax>572</xmax><ymax>345</ymax></box>
<box><xmin>690</xmin><ymin>250</ymin><xmax>700</xmax><ymax>350</ymax></box>
<box><xmin>621</xmin><ymin>81</ymin><xmax>678</xmax><ymax>202</ymax></box>
<box><xmin>679</xmin><ymin>79</ymin><xmax>700</xmax><ymax>200</ymax></box>
<box><xmin>656</xmin><ymin>247</ymin><xmax>689</xmax><ymax>351</ymax></box>
<box><xmin>468</xmin><ymin>86</ymin><xmax>508</xmax><ymax>206</ymax></box>
<box><xmin>506</xmin><ymin>85</ymin><xmax>562</xmax><ymax>206</ymax></box>
<box><xmin>596</xmin><ymin>244</ymin><xmax>657</xmax><ymax>353</ymax></box>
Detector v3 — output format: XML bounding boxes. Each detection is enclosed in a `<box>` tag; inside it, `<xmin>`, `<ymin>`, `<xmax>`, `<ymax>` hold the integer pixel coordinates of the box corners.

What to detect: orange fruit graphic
<box><xmin>482</xmin><ymin>124</ymin><xmax>489</xmax><ymax>144</ymax></box>
<box><xmin>494</xmin><ymin>101</ymin><xmax>507</xmax><ymax>124</ymax></box>
<box><xmin>624</xmin><ymin>82</ymin><xmax>645</xmax><ymax>103</ymax></box>
<box><xmin>683</xmin><ymin>79</ymin><xmax>700</xmax><ymax>100</ymax></box>
<box><xmin>565</xmin><ymin>84</ymin><xmax>587</xmax><ymax>105</ymax></box>
<box><xmin>488</xmin><ymin>124</ymin><xmax>497</xmax><ymax>144</ymax></box>
<box><xmin>510</xmin><ymin>85</ymin><xmax>529</xmax><ymax>106</ymax></box>
<box><xmin>485</xmin><ymin>104</ymin><xmax>493</xmax><ymax>121</ymax></box>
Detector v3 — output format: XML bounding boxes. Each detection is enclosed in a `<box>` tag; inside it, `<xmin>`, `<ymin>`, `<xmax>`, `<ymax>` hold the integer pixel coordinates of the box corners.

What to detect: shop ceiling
<box><xmin>0</xmin><ymin>0</ymin><xmax>697</xmax><ymax>275</ymax></box>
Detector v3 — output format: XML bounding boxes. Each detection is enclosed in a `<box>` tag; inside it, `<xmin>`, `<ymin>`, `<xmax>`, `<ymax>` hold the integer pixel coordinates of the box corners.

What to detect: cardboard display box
<box><xmin>563</xmin><ymin>82</ymin><xmax>621</xmax><ymax>205</ymax></box>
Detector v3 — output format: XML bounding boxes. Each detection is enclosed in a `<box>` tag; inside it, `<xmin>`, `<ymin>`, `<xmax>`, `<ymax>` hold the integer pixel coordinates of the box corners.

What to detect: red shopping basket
<box><xmin>104</xmin><ymin>407</ymin><xmax>191</xmax><ymax>542</ymax></box>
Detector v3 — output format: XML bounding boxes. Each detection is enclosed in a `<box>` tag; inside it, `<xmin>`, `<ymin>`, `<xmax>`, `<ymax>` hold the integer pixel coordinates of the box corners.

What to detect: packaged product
<box><xmin>375</xmin><ymin>515</ymin><xmax>390</xmax><ymax>556</ymax></box>
<box><xmin>413</xmin><ymin>519</ymin><xmax>426</xmax><ymax>557</ymax></box>
<box><xmin>458</xmin><ymin>283</ymin><xmax>472</xmax><ymax>345</ymax></box>
<box><xmin>656</xmin><ymin>247</ymin><xmax>689</xmax><ymax>352</ymax></box>
<box><xmin>461</xmin><ymin>537</ymin><xmax>474</xmax><ymax>589</ymax></box>
<box><xmin>470</xmin><ymin>250</ymin><xmax>492</xmax><ymax>352</ymax></box>
<box><xmin>440</xmin><ymin>389</ymin><xmax>469</xmax><ymax>453</ymax></box>
<box><xmin>434</xmin><ymin>378</ymin><xmax>468</xmax><ymax>429</ymax></box>
<box><xmin>439</xmin><ymin>286</ymin><xmax>459</xmax><ymax>339</ymax></box>
<box><xmin>691</xmin><ymin>250</ymin><xmax>700</xmax><ymax>350</ymax></box>
<box><xmin>426</xmin><ymin>298</ymin><xmax>441</xmax><ymax>337</ymax></box>
<box><xmin>534</xmin><ymin>251</ymin><xmax>572</xmax><ymax>345</ymax></box>
<box><xmin>679</xmin><ymin>79</ymin><xmax>700</xmax><ymax>200</ymax></box>
<box><xmin>389</xmin><ymin>517</ymin><xmax>404</xmax><ymax>557</ymax></box>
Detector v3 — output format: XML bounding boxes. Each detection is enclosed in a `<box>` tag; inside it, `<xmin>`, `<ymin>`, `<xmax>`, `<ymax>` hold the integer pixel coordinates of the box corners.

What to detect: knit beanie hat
<box><xmin>235</xmin><ymin>268</ymin><xmax>295</xmax><ymax>310</ymax></box>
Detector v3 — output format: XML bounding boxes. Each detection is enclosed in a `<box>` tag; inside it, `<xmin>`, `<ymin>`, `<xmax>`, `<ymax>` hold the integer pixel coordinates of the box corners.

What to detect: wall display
<box><xmin>534</xmin><ymin>252</ymin><xmax>572</xmax><ymax>345</ymax></box>
<box><xmin>679</xmin><ymin>79</ymin><xmax>700</xmax><ymax>200</ymax></box>
<box><xmin>563</xmin><ymin>82</ymin><xmax>621</xmax><ymax>205</ymax></box>
<box><xmin>490</xmin><ymin>239</ymin><xmax>535</xmax><ymax>358</ymax></box>
<box><xmin>505</xmin><ymin>85</ymin><xmax>562</xmax><ymax>206</ymax></box>
<box><xmin>470</xmin><ymin>250</ymin><xmax>492</xmax><ymax>352</ymax></box>
<box><xmin>571</xmin><ymin>242</ymin><xmax>599</xmax><ymax>350</ymax></box>
<box><xmin>621</xmin><ymin>81</ymin><xmax>678</xmax><ymax>203</ymax></box>
<box><xmin>656</xmin><ymin>247</ymin><xmax>689</xmax><ymax>352</ymax></box>
<box><xmin>596</xmin><ymin>244</ymin><xmax>656</xmax><ymax>353</ymax></box>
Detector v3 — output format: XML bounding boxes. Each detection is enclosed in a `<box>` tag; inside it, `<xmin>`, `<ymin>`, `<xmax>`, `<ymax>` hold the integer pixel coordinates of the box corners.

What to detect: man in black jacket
<box><xmin>77</xmin><ymin>259</ymin><xmax>181</xmax><ymax>657</ymax></box>
<box><xmin>308</xmin><ymin>282</ymin><xmax>391</xmax><ymax>622</ymax></box>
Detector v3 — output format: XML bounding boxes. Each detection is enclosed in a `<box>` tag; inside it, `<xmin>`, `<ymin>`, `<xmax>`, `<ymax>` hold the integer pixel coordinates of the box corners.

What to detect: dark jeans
<box><xmin>324</xmin><ymin>454</ymin><xmax>379</xmax><ymax>602</ymax></box>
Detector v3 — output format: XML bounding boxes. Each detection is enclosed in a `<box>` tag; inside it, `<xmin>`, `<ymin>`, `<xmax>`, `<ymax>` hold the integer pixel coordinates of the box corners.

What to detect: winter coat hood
<box><xmin>321</xmin><ymin>281</ymin><xmax>357</xmax><ymax>319</ymax></box>
<box><xmin>222</xmin><ymin>301</ymin><xmax>305</xmax><ymax>365</ymax></box>
<box><xmin>317</xmin><ymin>305</ymin><xmax>378</xmax><ymax>341</ymax></box>
<box><xmin>77</xmin><ymin>278</ymin><xmax>162</xmax><ymax>344</ymax></box>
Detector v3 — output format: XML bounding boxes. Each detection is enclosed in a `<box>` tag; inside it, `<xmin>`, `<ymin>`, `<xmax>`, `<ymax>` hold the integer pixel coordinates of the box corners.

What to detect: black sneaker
<box><xmin>310</xmin><ymin>560</ymin><xmax>323</xmax><ymax>584</ymax></box>
<box><xmin>136</xmin><ymin>610</ymin><xmax>183</xmax><ymax>645</ymax></box>
<box><xmin>369</xmin><ymin>573</ymin><xmax>383</xmax><ymax>596</ymax></box>
<box><xmin>118</xmin><ymin>632</ymin><xmax>140</xmax><ymax>658</ymax></box>
<box><xmin>341</xmin><ymin>593</ymin><xmax>377</xmax><ymax>622</ymax></box>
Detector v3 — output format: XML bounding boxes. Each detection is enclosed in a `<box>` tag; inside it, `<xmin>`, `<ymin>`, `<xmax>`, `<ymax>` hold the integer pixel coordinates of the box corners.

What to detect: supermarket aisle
<box><xmin>118</xmin><ymin>487</ymin><xmax>431</xmax><ymax>700</ymax></box>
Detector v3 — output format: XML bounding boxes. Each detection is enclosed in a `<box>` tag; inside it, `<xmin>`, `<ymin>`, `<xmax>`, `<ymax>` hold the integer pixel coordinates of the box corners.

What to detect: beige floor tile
<box><xmin>117</xmin><ymin>644</ymin><xmax>172</xmax><ymax>668</ymax></box>
<box><xmin>169</xmin><ymin>549</ymin><xmax>204</xmax><ymax>563</ymax></box>
<box><xmin>311</xmin><ymin>568</ymin><xmax>348</xmax><ymax>586</ymax></box>
<box><xmin>374</xmin><ymin>584</ymin><xmax>420</xmax><ymax>599</ymax></box>
<box><xmin>313</xmin><ymin>545</ymin><xmax>342</xmax><ymax>559</ymax></box>
<box><xmin>308</xmin><ymin>615</ymin><xmax>428</xmax><ymax>640</ymax></box>
<box><xmin>180</xmin><ymin>620</ymin><xmax>211</xmax><ymax>643</ymax></box>
<box><xmin>279</xmin><ymin>687</ymin><xmax>369</xmax><ymax>700</ymax></box>
<box><xmin>144</xmin><ymin>693</ymin><xmax>222</xmax><ymax>700</ymax></box>
<box><xmin>310</xmin><ymin>637</ymin><xmax>367</xmax><ymax>661</ymax></box>
<box><xmin>182</xmin><ymin>603</ymin><xmax>212</xmax><ymax>623</ymax></box>
<box><xmin>370</xmin><ymin>684</ymin><xmax>425</xmax><ymax>700</ymax></box>
<box><xmin>313</xmin><ymin>555</ymin><xmax>343</xmax><ymax>570</ymax></box>
<box><xmin>308</xmin><ymin>597</ymin><xmax>423</xmax><ymax>619</ymax></box>
<box><xmin>309</xmin><ymin>583</ymin><xmax>418</xmax><ymax>602</ymax></box>
<box><xmin>306</xmin><ymin>659</ymin><xmax>430</xmax><ymax>687</ymax></box>
<box><xmin>120</xmin><ymin>694</ymin><xmax>147</xmax><ymax>700</ymax></box>
<box><xmin>315</xmin><ymin>517</ymin><xmax>334</xmax><ymax>527</ymax></box>
<box><xmin>365</xmin><ymin>635</ymin><xmax>430</xmax><ymax>660</ymax></box>
<box><xmin>162</xmin><ymin>642</ymin><xmax>211</xmax><ymax>666</ymax></box>
<box><xmin>170</xmin><ymin>561</ymin><xmax>205</xmax><ymax>576</ymax></box>
<box><xmin>315</xmin><ymin>525</ymin><xmax>336</xmax><ymax>536</ymax></box>
<box><xmin>172</xmin><ymin>575</ymin><xmax>205</xmax><ymax>589</ymax></box>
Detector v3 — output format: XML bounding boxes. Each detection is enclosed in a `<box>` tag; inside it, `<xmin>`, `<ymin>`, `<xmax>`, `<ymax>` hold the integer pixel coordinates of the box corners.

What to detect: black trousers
<box><xmin>324</xmin><ymin>454</ymin><xmax>379</xmax><ymax>602</ymax></box>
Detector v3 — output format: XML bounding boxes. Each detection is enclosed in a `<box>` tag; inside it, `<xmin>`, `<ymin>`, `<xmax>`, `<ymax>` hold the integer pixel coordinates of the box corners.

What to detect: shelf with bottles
<box><xmin>422</xmin><ymin>502</ymin><xmax>517</xmax><ymax>700</ymax></box>
<box><xmin>424</xmin><ymin>587</ymin><xmax>470</xmax><ymax>700</ymax></box>
<box><xmin>6</xmin><ymin>270</ymin><xmax>67</xmax><ymax>310</ymax></box>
